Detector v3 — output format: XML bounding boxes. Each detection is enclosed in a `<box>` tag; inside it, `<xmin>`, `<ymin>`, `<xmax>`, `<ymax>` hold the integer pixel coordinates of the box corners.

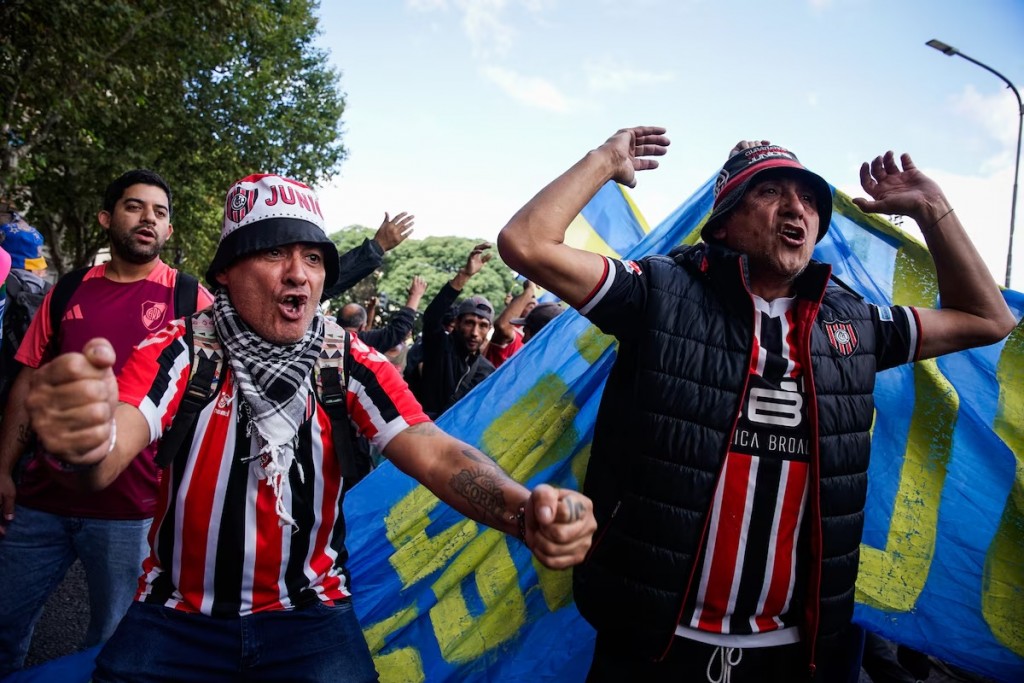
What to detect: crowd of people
<box><xmin>0</xmin><ymin>127</ymin><xmax>1014</xmax><ymax>682</ymax></box>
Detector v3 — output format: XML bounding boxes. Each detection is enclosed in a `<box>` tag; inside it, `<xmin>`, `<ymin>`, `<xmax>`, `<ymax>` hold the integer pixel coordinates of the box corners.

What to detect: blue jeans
<box><xmin>0</xmin><ymin>505</ymin><xmax>150</xmax><ymax>677</ymax></box>
<box><xmin>94</xmin><ymin>600</ymin><xmax>379</xmax><ymax>682</ymax></box>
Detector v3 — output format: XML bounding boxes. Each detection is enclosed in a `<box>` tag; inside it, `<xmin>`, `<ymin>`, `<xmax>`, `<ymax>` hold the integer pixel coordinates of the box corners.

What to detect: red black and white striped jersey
<box><xmin>679</xmin><ymin>295</ymin><xmax>810</xmax><ymax>646</ymax></box>
<box><xmin>580</xmin><ymin>256</ymin><xmax>921</xmax><ymax>647</ymax></box>
<box><xmin>117</xmin><ymin>321</ymin><xmax>429</xmax><ymax>616</ymax></box>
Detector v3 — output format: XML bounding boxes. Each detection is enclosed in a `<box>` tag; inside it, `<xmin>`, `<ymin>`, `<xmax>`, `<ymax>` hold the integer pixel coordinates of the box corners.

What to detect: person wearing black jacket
<box><xmin>322</xmin><ymin>211</ymin><xmax>415</xmax><ymax>301</ymax></box>
<box><xmin>338</xmin><ymin>275</ymin><xmax>427</xmax><ymax>353</ymax></box>
<box><xmin>415</xmin><ymin>243</ymin><xmax>496</xmax><ymax>419</ymax></box>
<box><xmin>497</xmin><ymin>128</ymin><xmax>1016</xmax><ymax>682</ymax></box>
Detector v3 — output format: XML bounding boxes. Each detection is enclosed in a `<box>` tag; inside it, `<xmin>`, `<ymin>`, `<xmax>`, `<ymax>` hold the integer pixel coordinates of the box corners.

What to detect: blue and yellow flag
<box><xmin>533</xmin><ymin>181</ymin><xmax>649</xmax><ymax>302</ymax></box>
<box><xmin>11</xmin><ymin>179</ymin><xmax>1024</xmax><ymax>683</ymax></box>
<box><xmin>345</xmin><ymin>179</ymin><xmax>1024</xmax><ymax>682</ymax></box>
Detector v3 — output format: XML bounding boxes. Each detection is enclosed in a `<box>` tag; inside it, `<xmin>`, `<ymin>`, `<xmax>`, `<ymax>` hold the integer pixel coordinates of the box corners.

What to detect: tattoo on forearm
<box><xmin>406</xmin><ymin>423</ymin><xmax>441</xmax><ymax>437</ymax></box>
<box><xmin>450</xmin><ymin>468</ymin><xmax>508</xmax><ymax>522</ymax></box>
<box><xmin>565</xmin><ymin>497</ymin><xmax>585</xmax><ymax>523</ymax></box>
<box><xmin>16</xmin><ymin>424</ymin><xmax>32</xmax><ymax>447</ymax></box>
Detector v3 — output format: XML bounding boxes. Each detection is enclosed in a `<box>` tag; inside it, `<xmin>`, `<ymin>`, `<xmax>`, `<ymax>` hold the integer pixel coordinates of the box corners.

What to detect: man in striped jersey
<box><xmin>25</xmin><ymin>174</ymin><xmax>596</xmax><ymax>682</ymax></box>
<box><xmin>498</xmin><ymin>129</ymin><xmax>1016</xmax><ymax>682</ymax></box>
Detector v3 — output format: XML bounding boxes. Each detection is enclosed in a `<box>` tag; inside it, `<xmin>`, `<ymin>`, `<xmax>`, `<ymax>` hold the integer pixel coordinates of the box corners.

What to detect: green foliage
<box><xmin>1</xmin><ymin>0</ymin><xmax>345</xmax><ymax>276</ymax></box>
<box><xmin>328</xmin><ymin>227</ymin><xmax>520</xmax><ymax>336</ymax></box>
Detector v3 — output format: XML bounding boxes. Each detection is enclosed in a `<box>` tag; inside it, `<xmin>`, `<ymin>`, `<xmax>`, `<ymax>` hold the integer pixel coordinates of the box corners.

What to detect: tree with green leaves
<box><xmin>1</xmin><ymin>0</ymin><xmax>345</xmax><ymax>276</ymax></box>
<box><xmin>327</xmin><ymin>227</ymin><xmax>522</xmax><ymax>337</ymax></box>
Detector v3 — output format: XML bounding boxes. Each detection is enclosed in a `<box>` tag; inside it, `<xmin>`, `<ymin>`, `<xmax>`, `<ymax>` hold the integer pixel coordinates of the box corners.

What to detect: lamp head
<box><xmin>926</xmin><ymin>39</ymin><xmax>958</xmax><ymax>56</ymax></box>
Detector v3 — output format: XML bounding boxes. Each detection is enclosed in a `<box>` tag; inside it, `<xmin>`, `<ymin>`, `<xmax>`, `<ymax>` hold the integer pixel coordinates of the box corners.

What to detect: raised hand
<box><xmin>460</xmin><ymin>242</ymin><xmax>493</xmax><ymax>278</ymax></box>
<box><xmin>852</xmin><ymin>151</ymin><xmax>948</xmax><ymax>224</ymax></box>
<box><xmin>374</xmin><ymin>211</ymin><xmax>416</xmax><ymax>252</ymax></box>
<box><xmin>599</xmin><ymin>126</ymin><xmax>670</xmax><ymax>188</ymax></box>
<box><xmin>729</xmin><ymin>139</ymin><xmax>772</xmax><ymax>157</ymax></box>
<box><xmin>409</xmin><ymin>275</ymin><xmax>427</xmax><ymax>298</ymax></box>
<box><xmin>523</xmin><ymin>484</ymin><xmax>597</xmax><ymax>570</ymax></box>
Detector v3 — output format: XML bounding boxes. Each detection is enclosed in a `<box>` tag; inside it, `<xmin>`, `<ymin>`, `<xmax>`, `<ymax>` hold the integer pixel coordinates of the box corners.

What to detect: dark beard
<box><xmin>109</xmin><ymin>227</ymin><xmax>164</xmax><ymax>264</ymax></box>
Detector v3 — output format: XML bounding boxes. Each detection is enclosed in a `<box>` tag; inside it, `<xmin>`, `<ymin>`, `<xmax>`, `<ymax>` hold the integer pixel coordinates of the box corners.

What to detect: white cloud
<box><xmin>407</xmin><ymin>0</ymin><xmax>556</xmax><ymax>58</ymax></box>
<box><xmin>459</xmin><ymin>0</ymin><xmax>515</xmax><ymax>58</ymax></box>
<box><xmin>406</xmin><ymin>0</ymin><xmax>449</xmax><ymax>10</ymax></box>
<box><xmin>584</xmin><ymin>62</ymin><xmax>674</xmax><ymax>92</ymax></box>
<box><xmin>479</xmin><ymin>65</ymin><xmax>575</xmax><ymax>112</ymax></box>
<box><xmin>951</xmin><ymin>85</ymin><xmax>1021</xmax><ymax>166</ymax></box>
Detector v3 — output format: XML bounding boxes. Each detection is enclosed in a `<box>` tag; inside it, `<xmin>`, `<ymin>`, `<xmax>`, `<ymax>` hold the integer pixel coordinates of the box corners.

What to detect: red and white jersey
<box><xmin>117</xmin><ymin>322</ymin><xmax>429</xmax><ymax>616</ymax></box>
<box><xmin>679</xmin><ymin>295</ymin><xmax>810</xmax><ymax>647</ymax></box>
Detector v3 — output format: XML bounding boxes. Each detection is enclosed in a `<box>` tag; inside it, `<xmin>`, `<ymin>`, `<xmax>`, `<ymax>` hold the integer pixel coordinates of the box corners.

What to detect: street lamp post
<box><xmin>927</xmin><ymin>39</ymin><xmax>1023</xmax><ymax>289</ymax></box>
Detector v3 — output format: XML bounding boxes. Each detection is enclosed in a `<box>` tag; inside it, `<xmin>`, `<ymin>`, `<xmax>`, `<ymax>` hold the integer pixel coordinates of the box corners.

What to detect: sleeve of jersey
<box><xmin>484</xmin><ymin>332</ymin><xmax>523</xmax><ymax>367</ymax></box>
<box><xmin>117</xmin><ymin>320</ymin><xmax>193</xmax><ymax>446</ymax></box>
<box><xmin>197</xmin><ymin>285</ymin><xmax>215</xmax><ymax>309</ymax></box>
<box><xmin>14</xmin><ymin>286</ymin><xmax>56</xmax><ymax>368</ymax></box>
<box><xmin>346</xmin><ymin>337</ymin><xmax>430</xmax><ymax>452</ymax></box>
<box><xmin>871</xmin><ymin>304</ymin><xmax>922</xmax><ymax>371</ymax></box>
<box><xmin>577</xmin><ymin>256</ymin><xmax>649</xmax><ymax>341</ymax></box>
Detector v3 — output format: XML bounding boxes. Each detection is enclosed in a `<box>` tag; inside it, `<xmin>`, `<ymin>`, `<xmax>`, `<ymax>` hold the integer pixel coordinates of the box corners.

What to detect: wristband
<box><xmin>924</xmin><ymin>207</ymin><xmax>954</xmax><ymax>233</ymax></box>
<box><xmin>107</xmin><ymin>418</ymin><xmax>118</xmax><ymax>455</ymax></box>
<box><xmin>514</xmin><ymin>503</ymin><xmax>527</xmax><ymax>544</ymax></box>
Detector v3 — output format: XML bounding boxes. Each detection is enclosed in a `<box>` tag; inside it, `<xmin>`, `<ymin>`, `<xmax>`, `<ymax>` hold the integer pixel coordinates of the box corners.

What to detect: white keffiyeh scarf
<box><xmin>213</xmin><ymin>290</ymin><xmax>325</xmax><ymax>526</ymax></box>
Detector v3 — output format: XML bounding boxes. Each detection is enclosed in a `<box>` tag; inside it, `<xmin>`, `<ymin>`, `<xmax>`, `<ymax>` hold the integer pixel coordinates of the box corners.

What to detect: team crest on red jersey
<box><xmin>823</xmin><ymin>319</ymin><xmax>858</xmax><ymax>357</ymax></box>
<box><xmin>227</xmin><ymin>186</ymin><xmax>258</xmax><ymax>223</ymax></box>
<box><xmin>142</xmin><ymin>301</ymin><xmax>168</xmax><ymax>331</ymax></box>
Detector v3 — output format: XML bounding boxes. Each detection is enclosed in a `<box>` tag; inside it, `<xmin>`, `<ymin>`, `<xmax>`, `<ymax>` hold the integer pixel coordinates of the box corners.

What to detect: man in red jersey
<box><xmin>498</xmin><ymin>129</ymin><xmax>1016</xmax><ymax>682</ymax></box>
<box><xmin>0</xmin><ymin>170</ymin><xmax>212</xmax><ymax>678</ymax></box>
<box><xmin>27</xmin><ymin>173</ymin><xmax>596</xmax><ymax>682</ymax></box>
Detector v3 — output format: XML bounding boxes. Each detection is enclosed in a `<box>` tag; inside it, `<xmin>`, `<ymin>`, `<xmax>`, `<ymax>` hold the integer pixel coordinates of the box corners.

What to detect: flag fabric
<box><xmin>10</xmin><ymin>178</ymin><xmax>1024</xmax><ymax>682</ymax></box>
<box><xmin>343</xmin><ymin>178</ymin><xmax>1024</xmax><ymax>682</ymax></box>
<box><xmin>535</xmin><ymin>180</ymin><xmax>649</xmax><ymax>302</ymax></box>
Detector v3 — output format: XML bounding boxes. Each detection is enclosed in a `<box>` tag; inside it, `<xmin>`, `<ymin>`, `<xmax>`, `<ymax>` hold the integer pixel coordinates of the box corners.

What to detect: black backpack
<box><xmin>0</xmin><ymin>266</ymin><xmax>200</xmax><ymax>405</ymax></box>
<box><xmin>0</xmin><ymin>270</ymin><xmax>52</xmax><ymax>404</ymax></box>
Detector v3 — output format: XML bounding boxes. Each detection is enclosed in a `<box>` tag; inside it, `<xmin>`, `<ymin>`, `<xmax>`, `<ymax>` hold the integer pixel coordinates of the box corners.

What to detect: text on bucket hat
<box><xmin>0</xmin><ymin>220</ymin><xmax>48</xmax><ymax>271</ymax></box>
<box><xmin>205</xmin><ymin>174</ymin><xmax>339</xmax><ymax>288</ymax></box>
<box><xmin>456</xmin><ymin>295</ymin><xmax>494</xmax><ymax>323</ymax></box>
<box><xmin>700</xmin><ymin>144</ymin><xmax>833</xmax><ymax>244</ymax></box>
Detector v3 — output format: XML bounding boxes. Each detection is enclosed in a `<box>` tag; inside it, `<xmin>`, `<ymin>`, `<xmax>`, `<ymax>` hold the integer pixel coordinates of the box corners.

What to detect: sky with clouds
<box><xmin>315</xmin><ymin>0</ymin><xmax>1024</xmax><ymax>288</ymax></box>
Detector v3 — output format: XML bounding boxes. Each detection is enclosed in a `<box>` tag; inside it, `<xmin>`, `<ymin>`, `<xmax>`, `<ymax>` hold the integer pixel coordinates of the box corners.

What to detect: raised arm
<box><xmin>497</xmin><ymin>126</ymin><xmax>669</xmax><ymax>307</ymax></box>
<box><xmin>492</xmin><ymin>280</ymin><xmax>535</xmax><ymax>345</ymax></box>
<box><xmin>359</xmin><ymin>277</ymin><xmax>427</xmax><ymax>352</ymax></box>
<box><xmin>853</xmin><ymin>152</ymin><xmax>1016</xmax><ymax>359</ymax></box>
<box><xmin>25</xmin><ymin>338</ymin><xmax>151</xmax><ymax>491</ymax></box>
<box><xmin>384</xmin><ymin>422</ymin><xmax>596</xmax><ymax>569</ymax></box>
<box><xmin>423</xmin><ymin>243</ymin><xmax>492</xmax><ymax>335</ymax></box>
<box><xmin>323</xmin><ymin>211</ymin><xmax>415</xmax><ymax>301</ymax></box>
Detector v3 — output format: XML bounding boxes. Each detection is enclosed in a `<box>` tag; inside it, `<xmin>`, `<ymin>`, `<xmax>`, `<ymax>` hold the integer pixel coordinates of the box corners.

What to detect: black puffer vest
<box><xmin>573</xmin><ymin>243</ymin><xmax>883</xmax><ymax>672</ymax></box>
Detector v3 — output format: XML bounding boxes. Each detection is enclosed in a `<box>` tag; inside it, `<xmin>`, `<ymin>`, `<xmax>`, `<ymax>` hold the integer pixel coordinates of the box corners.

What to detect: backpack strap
<box><xmin>155</xmin><ymin>314</ymin><xmax>358</xmax><ymax>477</ymax></box>
<box><xmin>45</xmin><ymin>266</ymin><xmax>90</xmax><ymax>358</ymax></box>
<box><xmin>316</xmin><ymin>321</ymin><xmax>358</xmax><ymax>479</ymax></box>
<box><xmin>174</xmin><ymin>272</ymin><xmax>201</xmax><ymax>318</ymax></box>
<box><xmin>155</xmin><ymin>310</ymin><xmax>224</xmax><ymax>468</ymax></box>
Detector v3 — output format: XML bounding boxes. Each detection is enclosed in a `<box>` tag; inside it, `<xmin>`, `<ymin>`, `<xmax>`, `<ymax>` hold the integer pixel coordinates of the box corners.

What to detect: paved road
<box><xmin>23</xmin><ymin>563</ymin><xmax>998</xmax><ymax>682</ymax></box>
<box><xmin>24</xmin><ymin>561</ymin><xmax>89</xmax><ymax>668</ymax></box>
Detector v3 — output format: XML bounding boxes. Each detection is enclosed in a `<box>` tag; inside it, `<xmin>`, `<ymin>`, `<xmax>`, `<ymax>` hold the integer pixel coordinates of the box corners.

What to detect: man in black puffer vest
<box><xmin>498</xmin><ymin>128</ymin><xmax>1016</xmax><ymax>682</ymax></box>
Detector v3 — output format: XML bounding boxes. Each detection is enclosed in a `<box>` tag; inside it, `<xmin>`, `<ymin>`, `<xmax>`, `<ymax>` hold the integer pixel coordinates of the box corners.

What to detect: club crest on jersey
<box><xmin>141</xmin><ymin>301</ymin><xmax>168</xmax><ymax>331</ymax></box>
<box><xmin>823</xmin><ymin>319</ymin><xmax>858</xmax><ymax>357</ymax></box>
<box><xmin>227</xmin><ymin>186</ymin><xmax>258</xmax><ymax>223</ymax></box>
